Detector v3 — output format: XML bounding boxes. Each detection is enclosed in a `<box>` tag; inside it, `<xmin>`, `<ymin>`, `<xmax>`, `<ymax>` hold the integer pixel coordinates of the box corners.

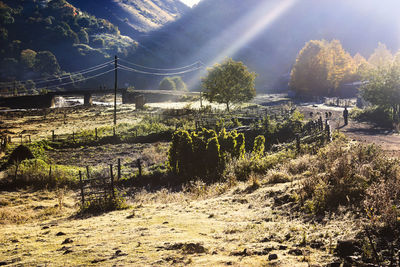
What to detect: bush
<box><xmin>351</xmin><ymin>106</ymin><xmax>393</xmax><ymax>127</ymax></box>
<box><xmin>299</xmin><ymin>140</ymin><xmax>399</xmax><ymax>215</ymax></box>
<box><xmin>79</xmin><ymin>190</ymin><xmax>129</xmax><ymax>214</ymax></box>
<box><xmin>167</xmin><ymin>128</ymin><xmax>245</xmax><ymax>182</ymax></box>
<box><xmin>227</xmin><ymin>150</ymin><xmax>295</xmax><ymax>181</ymax></box>
<box><xmin>7</xmin><ymin>159</ymin><xmax>79</xmax><ymax>189</ymax></box>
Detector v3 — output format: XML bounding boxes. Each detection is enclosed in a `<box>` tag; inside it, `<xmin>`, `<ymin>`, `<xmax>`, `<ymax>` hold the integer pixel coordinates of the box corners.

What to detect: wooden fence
<box><xmin>78</xmin><ymin>160</ymin><xmax>142</xmax><ymax>205</ymax></box>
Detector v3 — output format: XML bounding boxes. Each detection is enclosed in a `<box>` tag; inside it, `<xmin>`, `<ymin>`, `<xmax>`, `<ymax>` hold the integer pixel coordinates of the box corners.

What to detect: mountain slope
<box><xmin>68</xmin><ymin>0</ymin><xmax>189</xmax><ymax>38</ymax></box>
<box><xmin>0</xmin><ymin>0</ymin><xmax>187</xmax><ymax>92</ymax></box>
<box><xmin>127</xmin><ymin>0</ymin><xmax>400</xmax><ymax>91</ymax></box>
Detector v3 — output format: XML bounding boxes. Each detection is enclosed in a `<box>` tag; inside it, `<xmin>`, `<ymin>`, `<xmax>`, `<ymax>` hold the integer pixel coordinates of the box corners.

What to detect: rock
<box><xmin>289</xmin><ymin>248</ymin><xmax>303</xmax><ymax>256</ymax></box>
<box><xmin>91</xmin><ymin>259</ymin><xmax>106</xmax><ymax>264</ymax></box>
<box><xmin>279</xmin><ymin>245</ymin><xmax>287</xmax><ymax>250</ymax></box>
<box><xmin>345</xmin><ymin>255</ymin><xmax>361</xmax><ymax>263</ymax></box>
<box><xmin>326</xmin><ymin>262</ymin><xmax>341</xmax><ymax>267</ymax></box>
<box><xmin>335</xmin><ymin>239</ymin><xmax>359</xmax><ymax>257</ymax></box>
<box><xmin>57</xmin><ymin>246</ymin><xmax>71</xmax><ymax>251</ymax></box>
<box><xmin>63</xmin><ymin>249</ymin><xmax>73</xmax><ymax>255</ymax></box>
<box><xmin>230</xmin><ymin>248</ymin><xmax>249</xmax><ymax>256</ymax></box>
<box><xmin>260</xmin><ymin>237</ymin><xmax>270</xmax><ymax>242</ymax></box>
<box><xmin>310</xmin><ymin>241</ymin><xmax>324</xmax><ymax>249</ymax></box>
<box><xmin>62</xmin><ymin>238</ymin><xmax>73</xmax><ymax>244</ymax></box>
<box><xmin>268</xmin><ymin>254</ymin><xmax>278</xmax><ymax>260</ymax></box>
<box><xmin>56</xmin><ymin>232</ymin><xmax>66</xmax><ymax>236</ymax></box>
<box><xmin>165</xmin><ymin>242</ymin><xmax>207</xmax><ymax>254</ymax></box>
<box><xmin>41</xmin><ymin>226</ymin><xmax>49</xmax><ymax>230</ymax></box>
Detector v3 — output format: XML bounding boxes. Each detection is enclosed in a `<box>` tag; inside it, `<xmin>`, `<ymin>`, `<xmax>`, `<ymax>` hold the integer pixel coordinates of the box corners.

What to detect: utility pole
<box><xmin>114</xmin><ymin>55</ymin><xmax>118</xmax><ymax>126</ymax></box>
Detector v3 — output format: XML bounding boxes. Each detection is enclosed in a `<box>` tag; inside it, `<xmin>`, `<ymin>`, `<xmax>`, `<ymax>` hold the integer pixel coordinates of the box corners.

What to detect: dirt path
<box><xmin>298</xmin><ymin>104</ymin><xmax>400</xmax><ymax>157</ymax></box>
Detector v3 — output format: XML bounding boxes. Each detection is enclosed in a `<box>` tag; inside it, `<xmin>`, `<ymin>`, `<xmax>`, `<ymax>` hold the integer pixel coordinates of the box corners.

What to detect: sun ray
<box><xmin>187</xmin><ymin>0</ymin><xmax>298</xmax><ymax>89</ymax></box>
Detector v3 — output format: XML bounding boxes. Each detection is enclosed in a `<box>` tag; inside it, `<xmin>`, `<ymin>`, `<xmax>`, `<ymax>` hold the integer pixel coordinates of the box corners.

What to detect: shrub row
<box><xmin>167</xmin><ymin>128</ymin><xmax>249</xmax><ymax>182</ymax></box>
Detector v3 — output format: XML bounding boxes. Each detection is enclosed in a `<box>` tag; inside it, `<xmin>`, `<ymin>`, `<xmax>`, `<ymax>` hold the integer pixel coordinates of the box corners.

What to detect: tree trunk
<box><xmin>226</xmin><ymin>102</ymin><xmax>230</xmax><ymax>112</ymax></box>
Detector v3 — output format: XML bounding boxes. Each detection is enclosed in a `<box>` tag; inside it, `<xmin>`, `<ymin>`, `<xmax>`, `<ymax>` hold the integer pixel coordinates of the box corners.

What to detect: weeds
<box><xmin>79</xmin><ymin>190</ymin><xmax>129</xmax><ymax>214</ymax></box>
<box><xmin>227</xmin><ymin>150</ymin><xmax>295</xmax><ymax>181</ymax></box>
<box><xmin>5</xmin><ymin>159</ymin><xmax>80</xmax><ymax>189</ymax></box>
<box><xmin>299</xmin><ymin>140</ymin><xmax>399</xmax><ymax>216</ymax></box>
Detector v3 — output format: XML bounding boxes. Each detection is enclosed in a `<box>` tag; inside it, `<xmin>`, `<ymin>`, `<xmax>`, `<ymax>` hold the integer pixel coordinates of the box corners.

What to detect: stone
<box><xmin>289</xmin><ymin>248</ymin><xmax>303</xmax><ymax>256</ymax></box>
<box><xmin>268</xmin><ymin>254</ymin><xmax>278</xmax><ymax>260</ymax></box>
<box><xmin>335</xmin><ymin>239</ymin><xmax>359</xmax><ymax>257</ymax></box>
<box><xmin>62</xmin><ymin>238</ymin><xmax>73</xmax><ymax>244</ymax></box>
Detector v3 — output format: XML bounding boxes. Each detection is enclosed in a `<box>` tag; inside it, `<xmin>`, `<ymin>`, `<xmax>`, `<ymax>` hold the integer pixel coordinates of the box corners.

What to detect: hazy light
<box><xmin>187</xmin><ymin>0</ymin><xmax>298</xmax><ymax>89</ymax></box>
<box><xmin>213</xmin><ymin>0</ymin><xmax>297</xmax><ymax>64</ymax></box>
<box><xmin>180</xmin><ymin>0</ymin><xmax>201</xmax><ymax>7</ymax></box>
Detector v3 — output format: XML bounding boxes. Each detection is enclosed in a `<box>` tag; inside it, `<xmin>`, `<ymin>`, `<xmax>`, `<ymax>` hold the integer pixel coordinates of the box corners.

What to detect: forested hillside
<box><xmin>69</xmin><ymin>0</ymin><xmax>188</xmax><ymax>38</ymax></box>
<box><xmin>129</xmin><ymin>0</ymin><xmax>400</xmax><ymax>91</ymax></box>
<box><xmin>0</xmin><ymin>0</ymin><xmax>187</xmax><ymax>93</ymax></box>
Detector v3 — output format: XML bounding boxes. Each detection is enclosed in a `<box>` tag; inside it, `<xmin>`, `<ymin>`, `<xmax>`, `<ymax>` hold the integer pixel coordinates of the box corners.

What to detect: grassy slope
<box><xmin>0</xmin><ymin>177</ymin><xmax>357</xmax><ymax>266</ymax></box>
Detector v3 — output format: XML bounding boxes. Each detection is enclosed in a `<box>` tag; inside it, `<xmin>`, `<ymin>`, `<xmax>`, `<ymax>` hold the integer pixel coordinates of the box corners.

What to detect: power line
<box><xmin>119</xmin><ymin>58</ymin><xmax>204</xmax><ymax>71</ymax></box>
<box><xmin>0</xmin><ymin>60</ymin><xmax>114</xmax><ymax>85</ymax></box>
<box><xmin>36</xmin><ymin>68</ymin><xmax>115</xmax><ymax>92</ymax></box>
<box><xmin>118</xmin><ymin>64</ymin><xmax>203</xmax><ymax>76</ymax></box>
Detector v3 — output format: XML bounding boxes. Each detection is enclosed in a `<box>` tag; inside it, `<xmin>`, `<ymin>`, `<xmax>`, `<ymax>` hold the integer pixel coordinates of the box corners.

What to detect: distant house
<box><xmin>337</xmin><ymin>81</ymin><xmax>367</xmax><ymax>98</ymax></box>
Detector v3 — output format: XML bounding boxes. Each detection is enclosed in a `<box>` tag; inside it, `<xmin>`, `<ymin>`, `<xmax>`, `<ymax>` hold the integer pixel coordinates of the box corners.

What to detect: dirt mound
<box><xmin>165</xmin><ymin>242</ymin><xmax>207</xmax><ymax>254</ymax></box>
<box><xmin>8</xmin><ymin>145</ymin><xmax>34</xmax><ymax>163</ymax></box>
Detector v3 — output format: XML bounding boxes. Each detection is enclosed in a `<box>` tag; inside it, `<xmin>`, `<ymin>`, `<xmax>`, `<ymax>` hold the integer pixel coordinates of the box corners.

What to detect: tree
<box><xmin>368</xmin><ymin>43</ymin><xmax>393</xmax><ymax>68</ymax></box>
<box><xmin>20</xmin><ymin>49</ymin><xmax>37</xmax><ymax>69</ymax></box>
<box><xmin>360</xmin><ymin>63</ymin><xmax>400</xmax><ymax>120</ymax></box>
<box><xmin>171</xmin><ymin>76</ymin><xmax>187</xmax><ymax>91</ymax></box>
<box><xmin>159</xmin><ymin>77</ymin><xmax>176</xmax><ymax>91</ymax></box>
<box><xmin>325</xmin><ymin>40</ymin><xmax>357</xmax><ymax>90</ymax></box>
<box><xmin>290</xmin><ymin>40</ymin><xmax>330</xmax><ymax>96</ymax></box>
<box><xmin>77</xmin><ymin>29</ymin><xmax>89</xmax><ymax>44</ymax></box>
<box><xmin>353</xmin><ymin>53</ymin><xmax>371</xmax><ymax>79</ymax></box>
<box><xmin>290</xmin><ymin>39</ymin><xmax>357</xmax><ymax>97</ymax></box>
<box><xmin>34</xmin><ymin>51</ymin><xmax>60</xmax><ymax>74</ymax></box>
<box><xmin>202</xmin><ymin>58</ymin><xmax>256</xmax><ymax>111</ymax></box>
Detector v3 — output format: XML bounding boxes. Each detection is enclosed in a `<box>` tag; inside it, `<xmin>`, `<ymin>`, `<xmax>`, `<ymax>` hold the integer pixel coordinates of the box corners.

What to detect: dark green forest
<box><xmin>0</xmin><ymin>0</ymin><xmax>136</xmax><ymax>92</ymax></box>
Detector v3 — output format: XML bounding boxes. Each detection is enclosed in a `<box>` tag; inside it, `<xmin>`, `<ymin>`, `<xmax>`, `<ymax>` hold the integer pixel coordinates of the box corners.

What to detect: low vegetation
<box><xmin>1</xmin><ymin>102</ymin><xmax>400</xmax><ymax>266</ymax></box>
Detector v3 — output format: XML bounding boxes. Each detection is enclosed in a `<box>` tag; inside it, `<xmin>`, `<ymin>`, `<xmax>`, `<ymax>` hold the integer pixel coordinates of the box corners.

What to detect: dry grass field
<box><xmin>1</xmin><ymin>177</ymin><xmax>359</xmax><ymax>266</ymax></box>
<box><xmin>1</xmin><ymin>101</ymin><xmax>399</xmax><ymax>266</ymax></box>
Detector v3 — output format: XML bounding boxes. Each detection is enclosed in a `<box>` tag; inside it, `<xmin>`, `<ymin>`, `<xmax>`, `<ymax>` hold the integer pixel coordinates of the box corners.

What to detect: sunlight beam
<box><xmin>187</xmin><ymin>0</ymin><xmax>298</xmax><ymax>89</ymax></box>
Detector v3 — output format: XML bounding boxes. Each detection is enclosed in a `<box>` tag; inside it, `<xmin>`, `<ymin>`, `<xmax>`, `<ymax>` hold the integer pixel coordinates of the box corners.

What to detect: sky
<box><xmin>180</xmin><ymin>0</ymin><xmax>201</xmax><ymax>7</ymax></box>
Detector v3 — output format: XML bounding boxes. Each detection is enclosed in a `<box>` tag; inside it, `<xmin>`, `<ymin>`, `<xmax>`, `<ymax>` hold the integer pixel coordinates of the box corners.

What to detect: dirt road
<box><xmin>298</xmin><ymin>104</ymin><xmax>400</xmax><ymax>157</ymax></box>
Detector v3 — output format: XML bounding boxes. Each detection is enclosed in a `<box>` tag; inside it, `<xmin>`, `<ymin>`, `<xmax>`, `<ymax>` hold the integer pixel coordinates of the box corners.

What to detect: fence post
<box><xmin>28</xmin><ymin>135</ymin><xmax>31</xmax><ymax>143</ymax></box>
<box><xmin>49</xmin><ymin>165</ymin><xmax>52</xmax><ymax>179</ymax></box>
<box><xmin>86</xmin><ymin>166</ymin><xmax>90</xmax><ymax>179</ymax></box>
<box><xmin>318</xmin><ymin>116</ymin><xmax>323</xmax><ymax>131</ymax></box>
<box><xmin>326</xmin><ymin>122</ymin><xmax>332</xmax><ymax>142</ymax></box>
<box><xmin>117</xmin><ymin>159</ymin><xmax>121</xmax><ymax>181</ymax></box>
<box><xmin>113</xmin><ymin>127</ymin><xmax>116</xmax><ymax>137</ymax></box>
<box><xmin>63</xmin><ymin>112</ymin><xmax>67</xmax><ymax>125</ymax></box>
<box><xmin>95</xmin><ymin>128</ymin><xmax>98</xmax><ymax>140</ymax></box>
<box><xmin>110</xmin><ymin>164</ymin><xmax>115</xmax><ymax>198</ymax></box>
<box><xmin>52</xmin><ymin>130</ymin><xmax>55</xmax><ymax>142</ymax></box>
<box><xmin>137</xmin><ymin>159</ymin><xmax>142</xmax><ymax>177</ymax></box>
<box><xmin>296</xmin><ymin>134</ymin><xmax>301</xmax><ymax>153</ymax></box>
<box><xmin>79</xmin><ymin>170</ymin><xmax>84</xmax><ymax>204</ymax></box>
